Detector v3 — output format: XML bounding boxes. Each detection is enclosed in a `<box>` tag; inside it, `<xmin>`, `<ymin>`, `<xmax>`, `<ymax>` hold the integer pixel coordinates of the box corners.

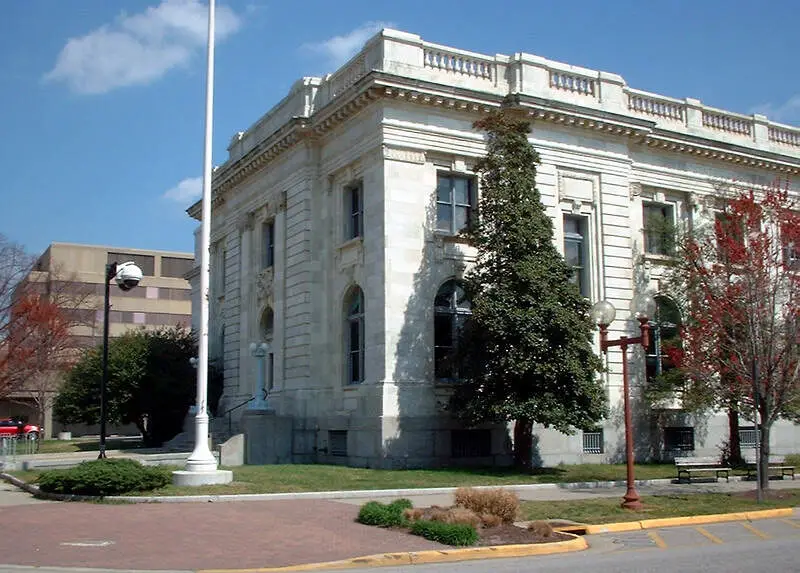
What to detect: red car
<box><xmin>0</xmin><ymin>418</ymin><xmax>41</xmax><ymax>439</ymax></box>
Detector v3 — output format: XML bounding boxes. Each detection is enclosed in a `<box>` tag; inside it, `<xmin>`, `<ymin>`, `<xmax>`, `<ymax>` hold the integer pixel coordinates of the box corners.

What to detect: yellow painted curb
<box><xmin>584</xmin><ymin>521</ymin><xmax>642</xmax><ymax>534</ymax></box>
<box><xmin>584</xmin><ymin>507</ymin><xmax>795</xmax><ymax>535</ymax></box>
<box><xmin>199</xmin><ymin>534</ymin><xmax>587</xmax><ymax>573</ymax></box>
<box><xmin>744</xmin><ymin>508</ymin><xmax>794</xmax><ymax>520</ymax></box>
<box><xmin>640</xmin><ymin>512</ymin><xmax>751</xmax><ymax>529</ymax></box>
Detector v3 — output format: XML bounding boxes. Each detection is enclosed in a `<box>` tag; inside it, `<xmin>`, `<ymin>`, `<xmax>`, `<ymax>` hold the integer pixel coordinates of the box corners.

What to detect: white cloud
<box><xmin>43</xmin><ymin>0</ymin><xmax>242</xmax><ymax>95</ymax></box>
<box><xmin>302</xmin><ymin>21</ymin><xmax>391</xmax><ymax>70</ymax></box>
<box><xmin>163</xmin><ymin>176</ymin><xmax>203</xmax><ymax>203</ymax></box>
<box><xmin>750</xmin><ymin>94</ymin><xmax>800</xmax><ymax>126</ymax></box>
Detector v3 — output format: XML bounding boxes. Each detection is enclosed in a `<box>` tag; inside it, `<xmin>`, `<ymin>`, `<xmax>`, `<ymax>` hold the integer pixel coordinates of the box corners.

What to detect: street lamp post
<box><xmin>98</xmin><ymin>261</ymin><xmax>143</xmax><ymax>460</ymax></box>
<box><xmin>590</xmin><ymin>293</ymin><xmax>656</xmax><ymax>511</ymax></box>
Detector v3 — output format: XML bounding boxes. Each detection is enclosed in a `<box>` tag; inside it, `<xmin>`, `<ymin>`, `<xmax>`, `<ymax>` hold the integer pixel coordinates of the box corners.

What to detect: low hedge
<box><xmin>357</xmin><ymin>498</ymin><xmax>413</xmax><ymax>527</ymax></box>
<box><xmin>36</xmin><ymin>458</ymin><xmax>171</xmax><ymax>496</ymax></box>
<box><xmin>410</xmin><ymin>520</ymin><xmax>478</xmax><ymax>546</ymax></box>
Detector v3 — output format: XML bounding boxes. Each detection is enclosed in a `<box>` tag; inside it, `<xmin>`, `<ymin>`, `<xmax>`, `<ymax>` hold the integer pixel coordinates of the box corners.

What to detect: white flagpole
<box><xmin>174</xmin><ymin>0</ymin><xmax>231</xmax><ymax>485</ymax></box>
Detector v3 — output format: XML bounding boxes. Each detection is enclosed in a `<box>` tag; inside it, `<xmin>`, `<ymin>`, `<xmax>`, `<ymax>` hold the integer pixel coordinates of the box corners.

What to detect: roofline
<box><xmin>47</xmin><ymin>242</ymin><xmax>193</xmax><ymax>258</ymax></box>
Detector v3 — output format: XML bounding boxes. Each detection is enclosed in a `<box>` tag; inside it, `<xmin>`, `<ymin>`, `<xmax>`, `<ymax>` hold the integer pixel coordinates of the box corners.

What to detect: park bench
<box><xmin>674</xmin><ymin>456</ymin><xmax>731</xmax><ymax>483</ymax></box>
<box><xmin>743</xmin><ymin>453</ymin><xmax>795</xmax><ymax>480</ymax></box>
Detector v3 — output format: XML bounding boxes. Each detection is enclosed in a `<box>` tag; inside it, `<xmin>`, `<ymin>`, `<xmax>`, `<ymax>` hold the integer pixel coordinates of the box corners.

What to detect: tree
<box><xmin>54</xmin><ymin>327</ymin><xmax>223</xmax><ymax>447</ymax></box>
<box><xmin>6</xmin><ymin>292</ymin><xmax>76</xmax><ymax>427</ymax></box>
<box><xmin>663</xmin><ymin>181</ymin><xmax>800</xmax><ymax>491</ymax></box>
<box><xmin>0</xmin><ymin>234</ymin><xmax>35</xmax><ymax>396</ymax></box>
<box><xmin>450</xmin><ymin>111</ymin><xmax>607</xmax><ymax>469</ymax></box>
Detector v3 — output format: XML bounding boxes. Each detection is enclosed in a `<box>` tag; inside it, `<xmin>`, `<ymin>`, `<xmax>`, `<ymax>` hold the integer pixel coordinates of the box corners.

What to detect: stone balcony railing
<box><xmin>224</xmin><ymin>28</ymin><xmax>800</xmax><ymax>165</ymax></box>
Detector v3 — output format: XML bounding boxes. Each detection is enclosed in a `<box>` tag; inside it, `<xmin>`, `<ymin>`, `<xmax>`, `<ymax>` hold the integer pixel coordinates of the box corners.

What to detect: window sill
<box><xmin>434</xmin><ymin>232</ymin><xmax>472</xmax><ymax>245</ymax></box>
<box><xmin>641</xmin><ymin>253</ymin><xmax>678</xmax><ymax>265</ymax></box>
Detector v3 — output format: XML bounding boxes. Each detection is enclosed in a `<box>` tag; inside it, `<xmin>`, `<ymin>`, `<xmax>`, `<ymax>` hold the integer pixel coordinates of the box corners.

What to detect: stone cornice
<box><xmin>642</xmin><ymin>131</ymin><xmax>800</xmax><ymax>174</ymax></box>
<box><xmin>187</xmin><ymin>70</ymin><xmax>800</xmax><ymax>220</ymax></box>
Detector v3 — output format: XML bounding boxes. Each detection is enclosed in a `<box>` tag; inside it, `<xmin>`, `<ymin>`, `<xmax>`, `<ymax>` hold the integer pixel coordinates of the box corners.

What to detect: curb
<box><xmin>0</xmin><ymin>473</ymin><xmax>99</xmax><ymax>503</ymax></box>
<box><xmin>199</xmin><ymin>534</ymin><xmax>588</xmax><ymax>573</ymax></box>
<box><xmin>112</xmin><ymin>477</ymin><xmax>685</xmax><ymax>504</ymax></box>
<box><xmin>583</xmin><ymin>507</ymin><xmax>795</xmax><ymax>534</ymax></box>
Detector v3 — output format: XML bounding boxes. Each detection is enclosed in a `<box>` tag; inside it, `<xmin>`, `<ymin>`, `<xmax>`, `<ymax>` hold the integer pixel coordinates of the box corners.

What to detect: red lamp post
<box><xmin>590</xmin><ymin>294</ymin><xmax>655</xmax><ymax>511</ymax></box>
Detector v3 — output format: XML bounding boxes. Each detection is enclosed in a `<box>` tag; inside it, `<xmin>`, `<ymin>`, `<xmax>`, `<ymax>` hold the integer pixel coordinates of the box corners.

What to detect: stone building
<box><xmin>188</xmin><ymin>29</ymin><xmax>800</xmax><ymax>467</ymax></box>
<box><xmin>3</xmin><ymin>242</ymin><xmax>194</xmax><ymax>437</ymax></box>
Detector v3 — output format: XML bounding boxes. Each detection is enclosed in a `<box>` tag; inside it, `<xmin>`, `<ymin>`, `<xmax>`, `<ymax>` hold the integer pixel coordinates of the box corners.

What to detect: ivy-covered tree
<box><xmin>450</xmin><ymin>111</ymin><xmax>607</xmax><ymax>469</ymax></box>
<box><xmin>54</xmin><ymin>327</ymin><xmax>224</xmax><ymax>447</ymax></box>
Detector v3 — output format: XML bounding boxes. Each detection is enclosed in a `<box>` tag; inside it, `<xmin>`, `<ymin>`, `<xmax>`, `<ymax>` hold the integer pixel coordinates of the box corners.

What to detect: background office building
<box><xmin>2</xmin><ymin>243</ymin><xmax>194</xmax><ymax>437</ymax></box>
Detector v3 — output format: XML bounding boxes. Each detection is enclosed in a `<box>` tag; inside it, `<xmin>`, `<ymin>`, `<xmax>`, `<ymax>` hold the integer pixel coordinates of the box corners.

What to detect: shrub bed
<box><xmin>36</xmin><ymin>459</ymin><xmax>171</xmax><ymax>496</ymax></box>
<box><xmin>410</xmin><ymin>520</ymin><xmax>479</xmax><ymax>546</ymax></box>
<box><xmin>454</xmin><ymin>487</ymin><xmax>520</xmax><ymax>523</ymax></box>
<box><xmin>356</xmin><ymin>498</ymin><xmax>413</xmax><ymax>527</ymax></box>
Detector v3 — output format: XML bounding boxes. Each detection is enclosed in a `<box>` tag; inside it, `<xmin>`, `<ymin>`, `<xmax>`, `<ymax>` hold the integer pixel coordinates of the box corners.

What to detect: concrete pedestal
<box><xmin>241</xmin><ymin>409</ymin><xmax>292</xmax><ymax>465</ymax></box>
<box><xmin>172</xmin><ymin>469</ymin><xmax>233</xmax><ymax>486</ymax></box>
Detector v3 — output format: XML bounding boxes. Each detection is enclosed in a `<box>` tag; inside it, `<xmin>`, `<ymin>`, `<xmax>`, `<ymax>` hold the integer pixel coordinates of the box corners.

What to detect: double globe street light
<box><xmin>590</xmin><ymin>293</ymin><xmax>656</xmax><ymax>511</ymax></box>
<box><xmin>98</xmin><ymin>261</ymin><xmax>143</xmax><ymax>459</ymax></box>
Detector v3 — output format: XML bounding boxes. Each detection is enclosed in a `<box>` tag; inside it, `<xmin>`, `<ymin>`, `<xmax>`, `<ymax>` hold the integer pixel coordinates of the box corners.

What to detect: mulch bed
<box><xmin>402</xmin><ymin>506</ymin><xmax>573</xmax><ymax>546</ymax></box>
<box><xmin>476</xmin><ymin>524</ymin><xmax>572</xmax><ymax>546</ymax></box>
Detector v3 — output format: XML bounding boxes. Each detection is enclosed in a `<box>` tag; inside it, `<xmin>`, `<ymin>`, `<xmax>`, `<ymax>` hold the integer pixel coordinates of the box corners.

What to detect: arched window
<box><xmin>434</xmin><ymin>280</ymin><xmax>472</xmax><ymax>380</ymax></box>
<box><xmin>259</xmin><ymin>307</ymin><xmax>275</xmax><ymax>392</ymax></box>
<box><xmin>646</xmin><ymin>296</ymin><xmax>682</xmax><ymax>382</ymax></box>
<box><xmin>345</xmin><ymin>287</ymin><xmax>365</xmax><ymax>385</ymax></box>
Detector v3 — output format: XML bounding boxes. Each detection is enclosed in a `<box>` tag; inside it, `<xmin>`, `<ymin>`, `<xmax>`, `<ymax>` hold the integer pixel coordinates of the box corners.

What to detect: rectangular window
<box><xmin>161</xmin><ymin>256</ymin><xmax>193</xmax><ymax>278</ymax></box>
<box><xmin>218</xmin><ymin>248</ymin><xmax>227</xmax><ymax>296</ymax></box>
<box><xmin>329</xmin><ymin>430</ymin><xmax>348</xmax><ymax>457</ymax></box>
<box><xmin>451</xmin><ymin>430</ymin><xmax>491</xmax><ymax>458</ymax></box>
<box><xmin>262</xmin><ymin>222</ymin><xmax>275</xmax><ymax>268</ymax></box>
<box><xmin>643</xmin><ymin>203</ymin><xmax>675</xmax><ymax>255</ymax></box>
<box><xmin>436</xmin><ymin>174</ymin><xmax>474</xmax><ymax>234</ymax></box>
<box><xmin>145</xmin><ymin>286</ymin><xmax>159</xmax><ymax>299</ymax></box>
<box><xmin>582</xmin><ymin>429</ymin><xmax>604</xmax><ymax>454</ymax></box>
<box><xmin>344</xmin><ymin>182</ymin><xmax>363</xmax><ymax>240</ymax></box>
<box><xmin>715</xmin><ymin>211</ymin><xmax>745</xmax><ymax>263</ymax></box>
<box><xmin>781</xmin><ymin>223</ymin><xmax>799</xmax><ymax>270</ymax></box>
<box><xmin>563</xmin><ymin>215</ymin><xmax>590</xmax><ymax>297</ymax></box>
<box><xmin>739</xmin><ymin>426</ymin><xmax>757</xmax><ymax>449</ymax></box>
<box><xmin>107</xmin><ymin>252</ymin><xmax>155</xmax><ymax>276</ymax></box>
<box><xmin>664</xmin><ymin>426</ymin><xmax>694</xmax><ymax>451</ymax></box>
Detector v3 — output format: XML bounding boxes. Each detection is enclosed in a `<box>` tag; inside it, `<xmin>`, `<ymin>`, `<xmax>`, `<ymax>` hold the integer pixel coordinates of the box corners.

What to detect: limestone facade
<box><xmin>189</xmin><ymin>29</ymin><xmax>800</xmax><ymax>467</ymax></box>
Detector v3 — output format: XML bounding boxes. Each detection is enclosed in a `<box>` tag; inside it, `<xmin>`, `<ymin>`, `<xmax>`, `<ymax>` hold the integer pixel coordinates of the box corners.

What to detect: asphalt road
<box><xmin>331</xmin><ymin>516</ymin><xmax>800</xmax><ymax>573</ymax></box>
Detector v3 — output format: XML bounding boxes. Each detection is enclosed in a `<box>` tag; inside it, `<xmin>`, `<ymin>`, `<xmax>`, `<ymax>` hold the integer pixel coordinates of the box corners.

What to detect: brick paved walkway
<box><xmin>0</xmin><ymin>499</ymin><xmax>443</xmax><ymax>570</ymax></box>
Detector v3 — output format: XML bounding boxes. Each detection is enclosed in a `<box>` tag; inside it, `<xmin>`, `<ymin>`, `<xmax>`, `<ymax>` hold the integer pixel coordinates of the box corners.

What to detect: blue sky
<box><xmin>2</xmin><ymin>0</ymin><xmax>799</xmax><ymax>257</ymax></box>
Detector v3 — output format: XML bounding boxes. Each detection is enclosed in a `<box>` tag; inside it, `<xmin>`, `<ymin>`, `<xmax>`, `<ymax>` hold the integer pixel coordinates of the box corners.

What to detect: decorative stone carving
<box><xmin>236</xmin><ymin>211</ymin><xmax>255</xmax><ymax>232</ymax></box>
<box><xmin>629</xmin><ymin>182</ymin><xmax>642</xmax><ymax>199</ymax></box>
<box><xmin>336</xmin><ymin>239</ymin><xmax>364</xmax><ymax>271</ymax></box>
<box><xmin>256</xmin><ymin>268</ymin><xmax>274</xmax><ymax>301</ymax></box>
<box><xmin>382</xmin><ymin>145</ymin><xmax>426</xmax><ymax>165</ymax></box>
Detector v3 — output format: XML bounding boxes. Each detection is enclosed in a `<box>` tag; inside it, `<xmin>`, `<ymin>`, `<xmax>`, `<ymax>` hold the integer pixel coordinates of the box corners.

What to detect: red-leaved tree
<box><xmin>0</xmin><ymin>234</ymin><xmax>35</xmax><ymax>396</ymax></box>
<box><xmin>667</xmin><ymin>181</ymin><xmax>800</xmax><ymax>491</ymax></box>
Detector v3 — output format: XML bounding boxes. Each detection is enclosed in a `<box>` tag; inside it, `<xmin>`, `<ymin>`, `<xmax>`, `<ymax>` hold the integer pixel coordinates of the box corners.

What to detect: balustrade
<box><xmin>628</xmin><ymin>91</ymin><xmax>685</xmax><ymax>121</ymax></box>
<box><xmin>550</xmin><ymin>71</ymin><xmax>595</xmax><ymax>96</ymax></box>
<box><xmin>423</xmin><ymin>47</ymin><xmax>493</xmax><ymax>80</ymax></box>
<box><xmin>769</xmin><ymin>126</ymin><xmax>800</xmax><ymax>147</ymax></box>
<box><xmin>702</xmin><ymin>111</ymin><xmax>753</xmax><ymax>135</ymax></box>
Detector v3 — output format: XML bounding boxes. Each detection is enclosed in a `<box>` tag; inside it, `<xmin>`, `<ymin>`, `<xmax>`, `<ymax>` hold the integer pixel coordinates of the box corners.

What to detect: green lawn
<box><xmin>36</xmin><ymin>438</ymin><xmax>144</xmax><ymax>454</ymax></box>
<box><xmin>136</xmin><ymin>463</ymin><xmax>680</xmax><ymax>496</ymax></box>
<box><xmin>10</xmin><ymin>463</ymin><xmax>679</xmax><ymax>496</ymax></box>
<box><xmin>521</xmin><ymin>489</ymin><xmax>800</xmax><ymax>524</ymax></box>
